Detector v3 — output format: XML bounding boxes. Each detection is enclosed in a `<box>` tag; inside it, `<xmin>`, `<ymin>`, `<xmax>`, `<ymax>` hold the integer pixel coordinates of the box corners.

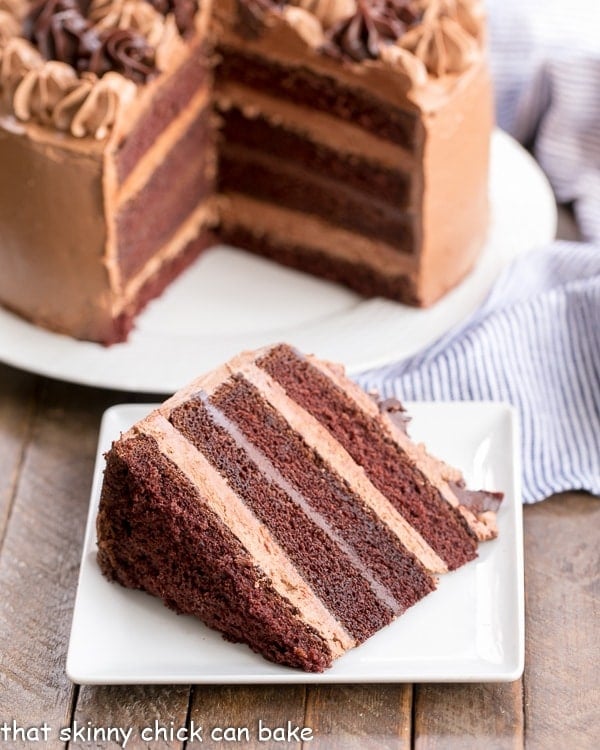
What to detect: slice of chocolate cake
<box><xmin>96</xmin><ymin>344</ymin><xmax>502</xmax><ymax>672</ymax></box>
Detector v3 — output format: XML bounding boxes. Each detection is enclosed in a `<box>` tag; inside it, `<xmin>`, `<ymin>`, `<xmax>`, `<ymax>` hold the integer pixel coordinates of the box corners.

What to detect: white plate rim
<box><xmin>66</xmin><ymin>400</ymin><xmax>524</xmax><ymax>685</ymax></box>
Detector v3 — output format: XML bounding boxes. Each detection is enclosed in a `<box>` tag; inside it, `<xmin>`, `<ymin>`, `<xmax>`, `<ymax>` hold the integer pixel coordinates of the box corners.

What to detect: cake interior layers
<box><xmin>214</xmin><ymin>44</ymin><xmax>423</xmax><ymax>301</ymax></box>
<box><xmin>168</xmin><ymin>393</ymin><xmax>435</xmax><ymax>642</ymax></box>
<box><xmin>99</xmin><ymin>434</ymin><xmax>335</xmax><ymax>672</ymax></box>
<box><xmin>257</xmin><ymin>345</ymin><xmax>478</xmax><ymax>570</ymax></box>
<box><xmin>216</xmin><ymin>49</ymin><xmax>420</xmax><ymax>149</ymax></box>
<box><xmin>113</xmin><ymin>43</ymin><xmax>216</xmax><ymax>290</ymax></box>
<box><xmin>115</xmin><ymin>100</ymin><xmax>214</xmax><ymax>283</ymax></box>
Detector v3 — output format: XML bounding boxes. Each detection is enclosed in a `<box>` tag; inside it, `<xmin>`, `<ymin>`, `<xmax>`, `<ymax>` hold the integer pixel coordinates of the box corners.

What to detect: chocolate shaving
<box><xmin>83</xmin><ymin>28</ymin><xmax>156</xmax><ymax>82</ymax></box>
<box><xmin>449</xmin><ymin>480</ymin><xmax>504</xmax><ymax>515</ymax></box>
<box><xmin>379</xmin><ymin>396</ymin><xmax>411</xmax><ymax>434</ymax></box>
<box><xmin>146</xmin><ymin>0</ymin><xmax>198</xmax><ymax>37</ymax></box>
<box><xmin>234</xmin><ymin>0</ymin><xmax>284</xmax><ymax>38</ymax></box>
<box><xmin>24</xmin><ymin>0</ymin><xmax>158</xmax><ymax>83</ymax></box>
<box><xmin>324</xmin><ymin>0</ymin><xmax>422</xmax><ymax>62</ymax></box>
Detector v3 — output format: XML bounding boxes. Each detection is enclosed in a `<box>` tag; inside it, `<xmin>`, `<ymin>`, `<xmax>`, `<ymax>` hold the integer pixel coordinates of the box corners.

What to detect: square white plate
<box><xmin>67</xmin><ymin>402</ymin><xmax>524</xmax><ymax>684</ymax></box>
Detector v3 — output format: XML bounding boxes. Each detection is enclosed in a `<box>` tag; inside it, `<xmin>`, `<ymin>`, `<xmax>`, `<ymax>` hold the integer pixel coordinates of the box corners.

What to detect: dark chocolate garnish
<box><xmin>449</xmin><ymin>480</ymin><xmax>504</xmax><ymax>515</ymax></box>
<box><xmin>146</xmin><ymin>0</ymin><xmax>198</xmax><ymax>37</ymax></box>
<box><xmin>379</xmin><ymin>396</ymin><xmax>411</xmax><ymax>434</ymax></box>
<box><xmin>84</xmin><ymin>28</ymin><xmax>156</xmax><ymax>82</ymax></box>
<box><xmin>23</xmin><ymin>0</ymin><xmax>203</xmax><ymax>82</ymax></box>
<box><xmin>24</xmin><ymin>0</ymin><xmax>159</xmax><ymax>83</ymax></box>
<box><xmin>234</xmin><ymin>0</ymin><xmax>284</xmax><ymax>39</ymax></box>
<box><xmin>324</xmin><ymin>0</ymin><xmax>422</xmax><ymax>62</ymax></box>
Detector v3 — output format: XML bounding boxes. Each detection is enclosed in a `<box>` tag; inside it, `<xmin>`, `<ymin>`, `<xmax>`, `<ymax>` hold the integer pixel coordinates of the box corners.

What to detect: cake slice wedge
<box><xmin>96</xmin><ymin>344</ymin><xmax>502</xmax><ymax>672</ymax></box>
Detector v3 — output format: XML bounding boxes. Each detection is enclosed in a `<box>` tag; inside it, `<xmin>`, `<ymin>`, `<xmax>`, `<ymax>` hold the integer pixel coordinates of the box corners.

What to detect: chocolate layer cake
<box><xmin>0</xmin><ymin>0</ymin><xmax>492</xmax><ymax>344</ymax></box>
<box><xmin>97</xmin><ymin>344</ymin><xmax>502</xmax><ymax>672</ymax></box>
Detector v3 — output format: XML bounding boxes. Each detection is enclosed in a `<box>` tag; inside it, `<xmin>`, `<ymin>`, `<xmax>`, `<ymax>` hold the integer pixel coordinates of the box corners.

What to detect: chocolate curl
<box><xmin>324</xmin><ymin>0</ymin><xmax>422</xmax><ymax>61</ymax></box>
<box><xmin>25</xmin><ymin>0</ymin><xmax>158</xmax><ymax>82</ymax></box>
<box><xmin>83</xmin><ymin>27</ymin><xmax>155</xmax><ymax>82</ymax></box>
<box><xmin>145</xmin><ymin>0</ymin><xmax>198</xmax><ymax>36</ymax></box>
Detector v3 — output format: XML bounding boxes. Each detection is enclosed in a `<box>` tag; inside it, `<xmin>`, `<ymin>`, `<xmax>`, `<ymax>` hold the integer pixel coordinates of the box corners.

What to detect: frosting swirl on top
<box><xmin>236</xmin><ymin>0</ymin><xmax>484</xmax><ymax>83</ymax></box>
<box><xmin>0</xmin><ymin>11</ymin><xmax>21</xmax><ymax>43</ymax></box>
<box><xmin>54</xmin><ymin>71</ymin><xmax>137</xmax><ymax>138</ymax></box>
<box><xmin>24</xmin><ymin>0</ymin><xmax>158</xmax><ymax>83</ymax></box>
<box><xmin>11</xmin><ymin>57</ymin><xmax>137</xmax><ymax>138</ymax></box>
<box><xmin>13</xmin><ymin>59</ymin><xmax>78</xmax><ymax>124</ymax></box>
<box><xmin>324</xmin><ymin>0</ymin><xmax>423</xmax><ymax>62</ymax></box>
<box><xmin>289</xmin><ymin>0</ymin><xmax>356</xmax><ymax>29</ymax></box>
<box><xmin>399</xmin><ymin>15</ymin><xmax>478</xmax><ymax>76</ymax></box>
<box><xmin>0</xmin><ymin>37</ymin><xmax>43</xmax><ymax>100</ymax></box>
<box><xmin>89</xmin><ymin>0</ymin><xmax>166</xmax><ymax>47</ymax></box>
<box><xmin>0</xmin><ymin>0</ymin><xmax>198</xmax><ymax>137</ymax></box>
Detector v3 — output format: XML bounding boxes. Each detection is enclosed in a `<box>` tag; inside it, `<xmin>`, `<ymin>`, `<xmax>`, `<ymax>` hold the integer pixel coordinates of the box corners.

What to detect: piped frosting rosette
<box><xmin>0</xmin><ymin>0</ymin><xmax>197</xmax><ymax>138</ymax></box>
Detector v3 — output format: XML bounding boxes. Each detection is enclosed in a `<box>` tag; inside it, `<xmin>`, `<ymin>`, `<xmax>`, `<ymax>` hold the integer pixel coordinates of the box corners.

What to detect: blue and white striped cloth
<box><xmin>358</xmin><ymin>0</ymin><xmax>600</xmax><ymax>504</ymax></box>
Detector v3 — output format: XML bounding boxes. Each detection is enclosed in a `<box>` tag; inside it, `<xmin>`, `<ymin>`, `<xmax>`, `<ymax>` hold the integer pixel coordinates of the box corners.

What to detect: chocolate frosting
<box><xmin>0</xmin><ymin>11</ymin><xmax>21</xmax><ymax>43</ymax></box>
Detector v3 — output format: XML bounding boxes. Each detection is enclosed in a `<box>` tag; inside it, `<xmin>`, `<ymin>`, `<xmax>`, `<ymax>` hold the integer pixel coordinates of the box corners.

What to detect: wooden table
<box><xmin>0</xmin><ymin>362</ymin><xmax>598</xmax><ymax>749</ymax></box>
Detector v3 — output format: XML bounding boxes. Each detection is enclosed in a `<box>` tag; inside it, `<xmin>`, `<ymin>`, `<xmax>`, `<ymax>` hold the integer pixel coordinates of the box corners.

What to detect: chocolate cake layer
<box><xmin>110</xmin><ymin>228</ymin><xmax>214</xmax><ymax>346</ymax></box>
<box><xmin>216</xmin><ymin>48</ymin><xmax>420</xmax><ymax>149</ymax></box>
<box><xmin>219</xmin><ymin>147</ymin><xmax>414</xmax><ymax>249</ymax></box>
<box><xmin>220</xmin><ymin>222</ymin><xmax>420</xmax><ymax>304</ymax></box>
<box><xmin>98</xmin><ymin>433</ymin><xmax>333</xmax><ymax>671</ymax></box>
<box><xmin>219</xmin><ymin>107</ymin><xmax>412</xmax><ymax>208</ymax></box>
<box><xmin>169</xmin><ymin>396</ymin><xmax>403</xmax><ymax>642</ymax></box>
<box><xmin>116</xmin><ymin>45</ymin><xmax>211</xmax><ymax>185</ymax></box>
<box><xmin>116</xmin><ymin>104</ymin><xmax>214</xmax><ymax>283</ymax></box>
<box><xmin>258</xmin><ymin>345</ymin><xmax>478</xmax><ymax>570</ymax></box>
<box><xmin>211</xmin><ymin>376</ymin><xmax>435</xmax><ymax>613</ymax></box>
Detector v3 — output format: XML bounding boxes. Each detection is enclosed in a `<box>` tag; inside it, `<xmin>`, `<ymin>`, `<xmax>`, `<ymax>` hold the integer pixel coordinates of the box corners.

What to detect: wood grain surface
<box><xmin>0</xmin><ymin>362</ymin><xmax>598</xmax><ymax>749</ymax></box>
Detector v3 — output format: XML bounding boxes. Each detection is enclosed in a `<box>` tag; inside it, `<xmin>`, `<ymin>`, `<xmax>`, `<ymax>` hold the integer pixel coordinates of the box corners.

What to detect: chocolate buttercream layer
<box><xmin>98</xmin><ymin>432</ymin><xmax>335</xmax><ymax>672</ymax></box>
<box><xmin>216</xmin><ymin>46</ymin><xmax>420</xmax><ymax>149</ymax></box>
<box><xmin>168</xmin><ymin>395</ymin><xmax>408</xmax><ymax>642</ymax></box>
<box><xmin>258</xmin><ymin>344</ymin><xmax>478</xmax><ymax>570</ymax></box>
<box><xmin>211</xmin><ymin>376</ymin><xmax>435</xmax><ymax>614</ymax></box>
<box><xmin>116</xmin><ymin>100</ymin><xmax>214</xmax><ymax>282</ymax></box>
<box><xmin>219</xmin><ymin>145</ymin><xmax>415</xmax><ymax>250</ymax></box>
<box><xmin>220</xmin><ymin>105</ymin><xmax>413</xmax><ymax>208</ymax></box>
